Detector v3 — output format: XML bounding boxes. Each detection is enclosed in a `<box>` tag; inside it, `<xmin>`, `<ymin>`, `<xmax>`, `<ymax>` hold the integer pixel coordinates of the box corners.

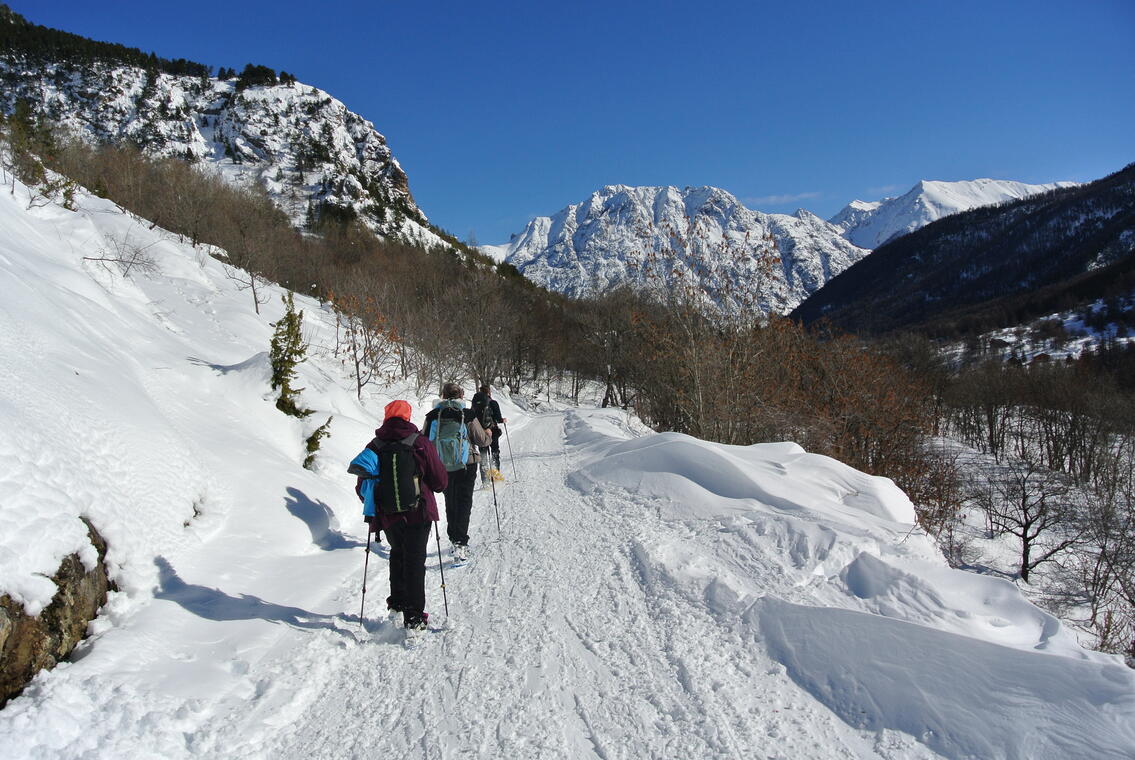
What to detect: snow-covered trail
<box><xmin>185</xmin><ymin>410</ymin><xmax>919</xmax><ymax>760</ymax></box>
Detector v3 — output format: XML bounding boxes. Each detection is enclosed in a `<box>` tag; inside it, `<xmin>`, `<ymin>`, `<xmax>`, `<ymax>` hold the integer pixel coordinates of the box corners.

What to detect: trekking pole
<box><xmin>359</xmin><ymin>529</ymin><xmax>372</xmax><ymax>627</ymax></box>
<box><xmin>433</xmin><ymin>522</ymin><xmax>450</xmax><ymax>617</ymax></box>
<box><xmin>489</xmin><ymin>466</ymin><xmax>502</xmax><ymax>536</ymax></box>
<box><xmin>503</xmin><ymin>421</ymin><xmax>517</xmax><ymax>481</ymax></box>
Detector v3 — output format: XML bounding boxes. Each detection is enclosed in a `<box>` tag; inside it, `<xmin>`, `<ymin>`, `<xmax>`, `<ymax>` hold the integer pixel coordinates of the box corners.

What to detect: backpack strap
<box><xmin>371</xmin><ymin>433</ymin><xmax>420</xmax><ymax>451</ymax></box>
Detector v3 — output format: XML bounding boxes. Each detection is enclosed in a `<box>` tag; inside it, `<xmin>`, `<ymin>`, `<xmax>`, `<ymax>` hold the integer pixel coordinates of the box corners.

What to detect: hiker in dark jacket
<box><xmin>471</xmin><ymin>385</ymin><xmax>506</xmax><ymax>476</ymax></box>
<box><xmin>358</xmin><ymin>399</ymin><xmax>447</xmax><ymax>631</ymax></box>
<box><xmin>424</xmin><ymin>383</ymin><xmax>492</xmax><ymax>562</ymax></box>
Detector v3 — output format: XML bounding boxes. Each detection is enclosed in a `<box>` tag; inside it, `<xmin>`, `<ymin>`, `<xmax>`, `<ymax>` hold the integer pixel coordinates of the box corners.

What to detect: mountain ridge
<box><xmin>489</xmin><ymin>178</ymin><xmax>1077</xmax><ymax>316</ymax></box>
<box><xmin>493</xmin><ymin>184</ymin><xmax>869</xmax><ymax>316</ymax></box>
<box><xmin>0</xmin><ymin>38</ymin><xmax>445</xmax><ymax>248</ymax></box>
<box><xmin>829</xmin><ymin>177</ymin><xmax>1079</xmax><ymax>249</ymax></box>
<box><xmin>792</xmin><ymin>163</ymin><xmax>1135</xmax><ymax>335</ymax></box>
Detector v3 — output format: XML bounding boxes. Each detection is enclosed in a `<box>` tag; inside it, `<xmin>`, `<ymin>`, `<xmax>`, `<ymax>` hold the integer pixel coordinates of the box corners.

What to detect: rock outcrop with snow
<box><xmin>0</xmin><ymin>56</ymin><xmax>445</xmax><ymax>248</ymax></box>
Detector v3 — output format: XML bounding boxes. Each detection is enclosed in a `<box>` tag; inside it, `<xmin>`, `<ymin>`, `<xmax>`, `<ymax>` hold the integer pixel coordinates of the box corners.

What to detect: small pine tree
<box><xmin>269</xmin><ymin>293</ymin><xmax>312</xmax><ymax>418</ymax></box>
<box><xmin>303</xmin><ymin>416</ymin><xmax>333</xmax><ymax>469</ymax></box>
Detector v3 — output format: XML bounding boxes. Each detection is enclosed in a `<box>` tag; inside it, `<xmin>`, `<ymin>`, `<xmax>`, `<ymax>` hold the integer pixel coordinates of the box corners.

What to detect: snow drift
<box><xmin>567</xmin><ymin>412</ymin><xmax>1135</xmax><ymax>759</ymax></box>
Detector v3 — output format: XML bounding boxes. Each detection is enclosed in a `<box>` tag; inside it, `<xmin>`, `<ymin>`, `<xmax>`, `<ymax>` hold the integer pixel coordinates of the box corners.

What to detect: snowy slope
<box><xmin>829</xmin><ymin>178</ymin><xmax>1077</xmax><ymax>249</ymax></box>
<box><xmin>0</xmin><ymin>56</ymin><xmax>445</xmax><ymax>248</ymax></box>
<box><xmin>1</xmin><ymin>175</ymin><xmax>1133</xmax><ymax>759</ymax></box>
<box><xmin>490</xmin><ymin>185</ymin><xmax>869</xmax><ymax>316</ymax></box>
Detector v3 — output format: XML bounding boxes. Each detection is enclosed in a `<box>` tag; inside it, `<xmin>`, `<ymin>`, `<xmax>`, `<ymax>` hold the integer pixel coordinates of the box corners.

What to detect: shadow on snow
<box><xmin>153</xmin><ymin>556</ymin><xmax>382</xmax><ymax>636</ymax></box>
<box><xmin>284</xmin><ymin>486</ymin><xmax>363</xmax><ymax>551</ymax></box>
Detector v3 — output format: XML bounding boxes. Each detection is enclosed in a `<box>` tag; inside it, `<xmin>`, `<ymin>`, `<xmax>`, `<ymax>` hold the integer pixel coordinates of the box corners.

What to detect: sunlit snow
<box><xmin>1</xmin><ymin>171</ymin><xmax>1132</xmax><ymax>759</ymax></box>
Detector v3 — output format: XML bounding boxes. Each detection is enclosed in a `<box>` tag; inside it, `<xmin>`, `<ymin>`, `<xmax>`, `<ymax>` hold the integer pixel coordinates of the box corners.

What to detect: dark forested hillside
<box><xmin>0</xmin><ymin>3</ymin><xmax>209</xmax><ymax>76</ymax></box>
<box><xmin>791</xmin><ymin>163</ymin><xmax>1135</xmax><ymax>337</ymax></box>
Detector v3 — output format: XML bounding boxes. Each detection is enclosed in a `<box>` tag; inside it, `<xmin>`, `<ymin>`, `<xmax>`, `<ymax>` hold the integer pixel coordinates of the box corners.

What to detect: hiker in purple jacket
<box><xmin>358</xmin><ymin>399</ymin><xmax>447</xmax><ymax>631</ymax></box>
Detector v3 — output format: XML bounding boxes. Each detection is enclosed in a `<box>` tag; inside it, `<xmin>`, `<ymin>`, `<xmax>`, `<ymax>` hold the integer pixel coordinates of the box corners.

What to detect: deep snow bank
<box><xmin>757</xmin><ymin>598</ymin><xmax>1135</xmax><ymax>760</ymax></box>
<box><xmin>565</xmin><ymin>409</ymin><xmax>1135</xmax><ymax>759</ymax></box>
<box><xmin>0</xmin><ymin>167</ymin><xmax>409</xmax><ymax>702</ymax></box>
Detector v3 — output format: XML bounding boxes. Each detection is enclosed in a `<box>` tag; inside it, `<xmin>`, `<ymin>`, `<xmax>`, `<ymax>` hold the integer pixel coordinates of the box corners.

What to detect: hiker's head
<box><xmin>441</xmin><ymin>382</ymin><xmax>464</xmax><ymax>400</ymax></box>
<box><xmin>479</xmin><ymin>385</ymin><xmax>491</xmax><ymax>395</ymax></box>
<box><xmin>384</xmin><ymin>399</ymin><xmax>412</xmax><ymax>421</ymax></box>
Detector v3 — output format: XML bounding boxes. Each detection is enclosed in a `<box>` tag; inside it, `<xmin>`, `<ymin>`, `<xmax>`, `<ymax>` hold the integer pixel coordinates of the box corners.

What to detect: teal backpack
<box><xmin>428</xmin><ymin>400</ymin><xmax>470</xmax><ymax>472</ymax></box>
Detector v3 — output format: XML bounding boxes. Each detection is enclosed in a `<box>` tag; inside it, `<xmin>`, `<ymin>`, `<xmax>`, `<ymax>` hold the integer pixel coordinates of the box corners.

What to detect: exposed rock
<box><xmin>0</xmin><ymin>518</ymin><xmax>113</xmax><ymax>709</ymax></box>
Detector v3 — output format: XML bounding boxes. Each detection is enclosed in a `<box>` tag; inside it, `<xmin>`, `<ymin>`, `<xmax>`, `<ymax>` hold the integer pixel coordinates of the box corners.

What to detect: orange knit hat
<box><xmin>384</xmin><ymin>399</ymin><xmax>412</xmax><ymax>421</ymax></box>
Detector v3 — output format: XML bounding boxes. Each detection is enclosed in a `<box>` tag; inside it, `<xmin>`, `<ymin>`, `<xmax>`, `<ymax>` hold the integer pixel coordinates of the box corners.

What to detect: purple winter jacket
<box><xmin>358</xmin><ymin>416</ymin><xmax>448</xmax><ymax>531</ymax></box>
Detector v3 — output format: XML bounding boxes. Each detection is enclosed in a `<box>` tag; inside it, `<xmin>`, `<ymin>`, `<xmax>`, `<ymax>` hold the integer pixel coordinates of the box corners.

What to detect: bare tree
<box><xmin>971</xmin><ymin>458</ymin><xmax>1083</xmax><ymax>583</ymax></box>
<box><xmin>82</xmin><ymin>232</ymin><xmax>159</xmax><ymax>278</ymax></box>
<box><xmin>217</xmin><ymin>188</ymin><xmax>281</xmax><ymax>314</ymax></box>
<box><xmin>329</xmin><ymin>290</ymin><xmax>396</xmax><ymax>399</ymax></box>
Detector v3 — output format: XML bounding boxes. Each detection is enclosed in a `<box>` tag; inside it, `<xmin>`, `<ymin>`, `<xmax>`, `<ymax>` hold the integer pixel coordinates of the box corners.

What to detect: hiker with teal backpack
<box><xmin>424</xmin><ymin>383</ymin><xmax>492</xmax><ymax>563</ymax></box>
<box><xmin>350</xmin><ymin>399</ymin><xmax>447</xmax><ymax>635</ymax></box>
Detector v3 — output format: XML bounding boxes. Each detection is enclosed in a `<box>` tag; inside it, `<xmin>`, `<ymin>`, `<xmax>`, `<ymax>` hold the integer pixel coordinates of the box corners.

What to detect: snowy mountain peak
<box><xmin>0</xmin><ymin>54</ymin><xmax>446</xmax><ymax>249</ymax></box>
<box><xmin>830</xmin><ymin>178</ymin><xmax>1077</xmax><ymax>249</ymax></box>
<box><xmin>490</xmin><ymin>176</ymin><xmax>1075</xmax><ymax>315</ymax></box>
<box><xmin>493</xmin><ymin>184</ymin><xmax>869</xmax><ymax>316</ymax></box>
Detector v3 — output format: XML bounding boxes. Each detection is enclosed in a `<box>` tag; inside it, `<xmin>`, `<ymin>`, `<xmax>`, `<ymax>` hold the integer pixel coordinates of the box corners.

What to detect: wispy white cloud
<box><xmin>743</xmin><ymin>191</ymin><xmax>821</xmax><ymax>207</ymax></box>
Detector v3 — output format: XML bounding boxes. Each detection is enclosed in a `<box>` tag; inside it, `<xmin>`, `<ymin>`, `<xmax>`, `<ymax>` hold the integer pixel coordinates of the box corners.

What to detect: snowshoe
<box><xmin>403</xmin><ymin>613</ymin><xmax>429</xmax><ymax>646</ymax></box>
<box><xmin>451</xmin><ymin>543</ymin><xmax>469</xmax><ymax>566</ymax></box>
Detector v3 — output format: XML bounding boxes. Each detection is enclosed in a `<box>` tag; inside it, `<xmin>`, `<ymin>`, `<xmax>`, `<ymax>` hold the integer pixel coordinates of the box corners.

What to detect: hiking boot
<box><xmin>453</xmin><ymin>544</ymin><xmax>469</xmax><ymax>563</ymax></box>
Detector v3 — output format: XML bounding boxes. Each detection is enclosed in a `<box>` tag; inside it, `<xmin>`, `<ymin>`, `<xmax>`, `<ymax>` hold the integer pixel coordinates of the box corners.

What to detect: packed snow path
<box><xmin>171</xmin><ymin>411</ymin><xmax>933</xmax><ymax>759</ymax></box>
<box><xmin>1</xmin><ymin>410</ymin><xmax>929</xmax><ymax>759</ymax></box>
<box><xmin>6</xmin><ymin>406</ymin><xmax>1133</xmax><ymax>758</ymax></box>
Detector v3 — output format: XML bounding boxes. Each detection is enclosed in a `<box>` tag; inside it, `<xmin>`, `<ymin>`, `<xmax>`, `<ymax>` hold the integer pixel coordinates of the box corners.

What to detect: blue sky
<box><xmin>11</xmin><ymin>0</ymin><xmax>1135</xmax><ymax>244</ymax></box>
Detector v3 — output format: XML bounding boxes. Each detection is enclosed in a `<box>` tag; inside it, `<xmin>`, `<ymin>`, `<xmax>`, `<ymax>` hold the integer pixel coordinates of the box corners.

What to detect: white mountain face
<box><xmin>494</xmin><ymin>185</ymin><xmax>870</xmax><ymax>316</ymax></box>
<box><xmin>0</xmin><ymin>57</ymin><xmax>446</xmax><ymax>248</ymax></box>
<box><xmin>829</xmin><ymin>178</ymin><xmax>1078</xmax><ymax>250</ymax></box>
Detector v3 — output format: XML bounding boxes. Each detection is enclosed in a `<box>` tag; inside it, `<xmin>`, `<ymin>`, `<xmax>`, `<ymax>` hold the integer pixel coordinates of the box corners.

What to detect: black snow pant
<box><xmin>442</xmin><ymin>463</ymin><xmax>477</xmax><ymax>546</ymax></box>
<box><xmin>385</xmin><ymin>519</ymin><xmax>432</xmax><ymax>624</ymax></box>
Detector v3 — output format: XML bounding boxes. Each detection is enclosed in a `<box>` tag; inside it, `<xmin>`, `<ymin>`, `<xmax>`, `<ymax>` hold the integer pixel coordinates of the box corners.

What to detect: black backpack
<box><xmin>471</xmin><ymin>392</ymin><xmax>494</xmax><ymax>430</ymax></box>
<box><xmin>373</xmin><ymin>434</ymin><xmax>422</xmax><ymax>514</ymax></box>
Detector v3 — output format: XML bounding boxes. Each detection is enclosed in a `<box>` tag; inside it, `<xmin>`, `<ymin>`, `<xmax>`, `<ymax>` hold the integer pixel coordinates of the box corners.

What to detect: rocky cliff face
<box><xmin>0</xmin><ymin>519</ymin><xmax>113</xmax><ymax>708</ymax></box>
<box><xmin>0</xmin><ymin>55</ymin><xmax>445</xmax><ymax>248</ymax></box>
<box><xmin>494</xmin><ymin>185</ymin><xmax>869</xmax><ymax>316</ymax></box>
